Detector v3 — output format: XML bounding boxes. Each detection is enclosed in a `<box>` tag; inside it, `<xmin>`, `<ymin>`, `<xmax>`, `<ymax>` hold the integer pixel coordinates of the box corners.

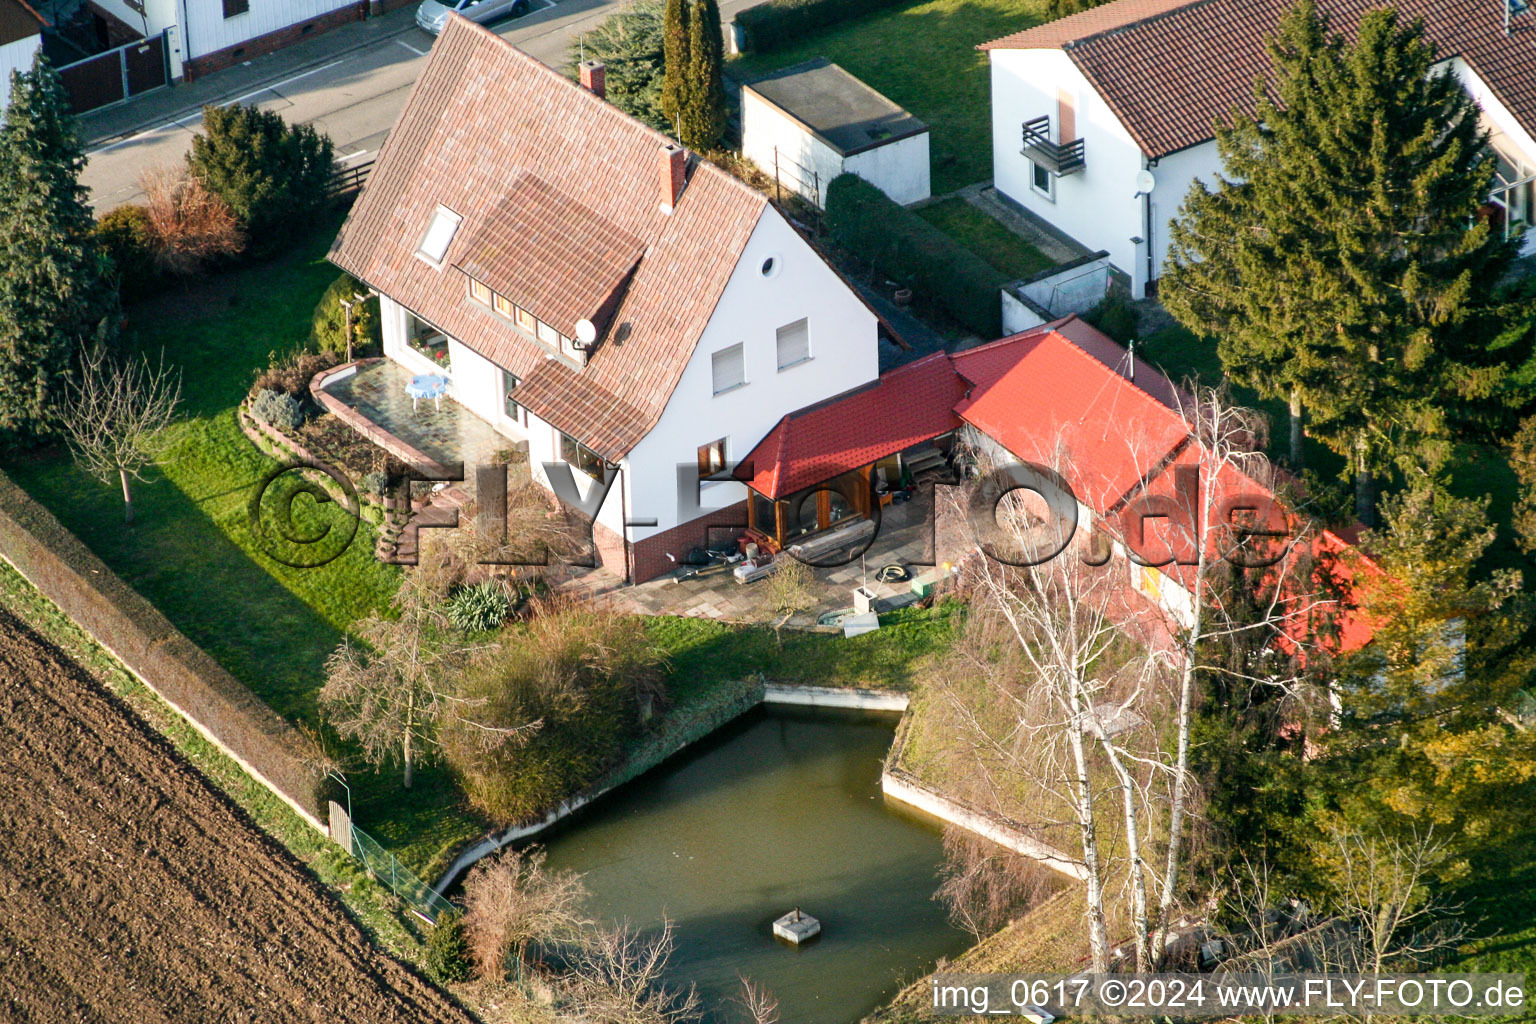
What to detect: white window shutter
<box><xmin>712</xmin><ymin>344</ymin><xmax>745</xmax><ymax>394</ymax></box>
<box><xmin>775</xmin><ymin>318</ymin><xmax>810</xmax><ymax>369</ymax></box>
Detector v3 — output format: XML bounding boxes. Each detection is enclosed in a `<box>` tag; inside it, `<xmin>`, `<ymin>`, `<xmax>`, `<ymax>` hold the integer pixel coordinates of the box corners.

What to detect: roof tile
<box><xmin>329</xmin><ymin>16</ymin><xmax>766</xmax><ymax>461</ymax></box>
<box><xmin>982</xmin><ymin>0</ymin><xmax>1536</xmax><ymax>159</ymax></box>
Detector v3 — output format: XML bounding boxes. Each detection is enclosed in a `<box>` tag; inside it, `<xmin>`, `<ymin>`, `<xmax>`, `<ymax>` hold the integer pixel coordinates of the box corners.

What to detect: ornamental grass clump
<box><xmin>447</xmin><ymin>581</ymin><xmax>512</xmax><ymax>634</ymax></box>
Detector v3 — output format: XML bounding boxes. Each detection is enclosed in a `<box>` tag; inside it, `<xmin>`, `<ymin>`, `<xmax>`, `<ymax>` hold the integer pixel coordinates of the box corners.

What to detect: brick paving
<box><xmin>555</xmin><ymin>489</ymin><xmax>944</xmax><ymax>625</ymax></box>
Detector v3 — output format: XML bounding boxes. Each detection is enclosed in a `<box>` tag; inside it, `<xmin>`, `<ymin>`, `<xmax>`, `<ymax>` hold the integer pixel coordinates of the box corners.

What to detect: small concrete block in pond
<box><xmin>773</xmin><ymin>908</ymin><xmax>821</xmax><ymax>944</ymax></box>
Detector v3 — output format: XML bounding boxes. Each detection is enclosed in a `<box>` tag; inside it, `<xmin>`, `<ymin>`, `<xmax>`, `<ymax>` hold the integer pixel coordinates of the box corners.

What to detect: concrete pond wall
<box><xmin>433</xmin><ymin>680</ymin><xmax>1083</xmax><ymax>893</ymax></box>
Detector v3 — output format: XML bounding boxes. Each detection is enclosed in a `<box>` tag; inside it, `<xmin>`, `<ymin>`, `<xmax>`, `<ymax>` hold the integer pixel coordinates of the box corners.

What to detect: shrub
<box><xmin>252</xmin><ymin>349</ymin><xmax>329</xmax><ymax>399</ymax></box>
<box><xmin>1083</xmin><ymin>292</ymin><xmax>1139</xmax><ymax>343</ymax></box>
<box><xmin>425</xmin><ymin>909</ymin><xmax>474</xmax><ymax>983</ymax></box>
<box><xmin>447</xmin><ymin>581</ymin><xmax>512</xmax><ymax>633</ymax></box>
<box><xmin>139</xmin><ymin>164</ymin><xmax>245</xmax><ymax>276</ymax></box>
<box><xmin>96</xmin><ymin>204</ymin><xmax>163</xmax><ymax>302</ymax></box>
<box><xmin>362</xmin><ymin>469</ymin><xmax>391</xmax><ymax>499</ymax></box>
<box><xmin>250</xmin><ymin>388</ymin><xmax>306</xmax><ymax>431</ymax></box>
<box><xmin>310</xmin><ymin>272</ymin><xmax>380</xmax><ymax>356</ymax></box>
<box><xmin>187</xmin><ymin>104</ymin><xmax>335</xmax><ymax>256</ymax></box>
<box><xmin>441</xmin><ymin>598</ymin><xmax>667</xmax><ymax>823</ymax></box>
<box><xmin>825</xmin><ymin>174</ymin><xmax>1004</xmax><ymax>337</ymax></box>
<box><xmin>735</xmin><ymin>0</ymin><xmax>906</xmax><ymax>52</ymax></box>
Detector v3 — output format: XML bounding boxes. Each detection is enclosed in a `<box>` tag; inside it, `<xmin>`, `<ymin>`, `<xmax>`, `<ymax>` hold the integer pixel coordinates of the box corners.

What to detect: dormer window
<box><xmin>469</xmin><ymin>278</ymin><xmax>491</xmax><ymax>304</ymax></box>
<box><xmin>416</xmin><ymin>206</ymin><xmax>461</xmax><ymax>266</ymax></box>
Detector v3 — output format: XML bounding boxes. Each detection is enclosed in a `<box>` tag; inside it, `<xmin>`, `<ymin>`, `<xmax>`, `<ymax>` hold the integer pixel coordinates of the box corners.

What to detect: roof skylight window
<box><xmin>416</xmin><ymin>206</ymin><xmax>461</xmax><ymax>266</ymax></box>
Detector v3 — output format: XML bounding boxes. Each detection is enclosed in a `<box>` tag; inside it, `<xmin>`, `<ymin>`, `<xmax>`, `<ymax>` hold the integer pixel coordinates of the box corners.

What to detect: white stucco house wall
<box><xmin>333</xmin><ymin>19</ymin><xmax>881</xmax><ymax>583</ymax></box>
<box><xmin>0</xmin><ymin>0</ymin><xmax>43</xmax><ymax>106</ymax></box>
<box><xmin>742</xmin><ymin>58</ymin><xmax>931</xmax><ymax>207</ymax></box>
<box><xmin>981</xmin><ymin>0</ymin><xmax>1536</xmax><ymax>299</ymax></box>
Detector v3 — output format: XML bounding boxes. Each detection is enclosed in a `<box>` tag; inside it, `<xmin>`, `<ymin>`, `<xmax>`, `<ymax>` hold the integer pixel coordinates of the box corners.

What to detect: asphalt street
<box><xmin>80</xmin><ymin>0</ymin><xmax>759</xmax><ymax>211</ymax></box>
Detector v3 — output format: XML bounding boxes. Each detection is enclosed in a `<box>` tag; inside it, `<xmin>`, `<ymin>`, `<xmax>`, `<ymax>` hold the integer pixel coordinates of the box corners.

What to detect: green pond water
<box><xmin>537</xmin><ymin>706</ymin><xmax>972</xmax><ymax>1024</ymax></box>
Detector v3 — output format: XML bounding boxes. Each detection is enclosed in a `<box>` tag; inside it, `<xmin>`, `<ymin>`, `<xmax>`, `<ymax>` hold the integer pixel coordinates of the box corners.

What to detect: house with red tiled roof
<box><xmin>0</xmin><ymin>0</ymin><xmax>43</xmax><ymax>109</ymax></box>
<box><xmin>979</xmin><ymin>0</ymin><xmax>1536</xmax><ymax>298</ymax></box>
<box><xmin>741</xmin><ymin>313</ymin><xmax>1374</xmax><ymax>649</ymax></box>
<box><xmin>330</xmin><ymin>16</ymin><xmax>883</xmax><ymax>583</ymax></box>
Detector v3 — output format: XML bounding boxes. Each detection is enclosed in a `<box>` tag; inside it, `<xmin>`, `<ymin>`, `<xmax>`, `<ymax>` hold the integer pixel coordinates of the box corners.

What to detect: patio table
<box><xmin>405</xmin><ymin>373</ymin><xmax>450</xmax><ymax>412</ymax></box>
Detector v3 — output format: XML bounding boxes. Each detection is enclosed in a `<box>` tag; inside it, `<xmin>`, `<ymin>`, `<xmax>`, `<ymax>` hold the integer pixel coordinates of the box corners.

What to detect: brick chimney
<box><xmin>659</xmin><ymin>143</ymin><xmax>687</xmax><ymax>214</ymax></box>
<box><xmin>578</xmin><ymin>60</ymin><xmax>606</xmax><ymax>99</ymax></box>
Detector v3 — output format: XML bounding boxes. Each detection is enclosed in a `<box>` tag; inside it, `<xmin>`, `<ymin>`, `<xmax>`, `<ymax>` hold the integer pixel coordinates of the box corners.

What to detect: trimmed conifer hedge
<box><xmin>0</xmin><ymin>469</ymin><xmax>337</xmax><ymax>828</ymax></box>
<box><xmin>824</xmin><ymin>173</ymin><xmax>1004</xmax><ymax>338</ymax></box>
<box><xmin>734</xmin><ymin>0</ymin><xmax>907</xmax><ymax>52</ymax></box>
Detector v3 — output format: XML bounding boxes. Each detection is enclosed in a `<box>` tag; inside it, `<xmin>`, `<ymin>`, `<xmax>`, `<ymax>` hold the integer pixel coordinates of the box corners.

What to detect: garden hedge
<box><xmin>735</xmin><ymin>0</ymin><xmax>909</xmax><ymax>52</ymax></box>
<box><xmin>825</xmin><ymin>173</ymin><xmax>1004</xmax><ymax>338</ymax></box>
<box><xmin>0</xmin><ymin>469</ymin><xmax>337</xmax><ymax>829</ymax></box>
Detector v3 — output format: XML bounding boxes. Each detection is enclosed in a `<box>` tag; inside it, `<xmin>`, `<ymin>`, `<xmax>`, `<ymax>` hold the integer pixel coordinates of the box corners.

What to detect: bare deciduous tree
<box><xmin>463</xmin><ymin>847</ymin><xmax>588</xmax><ymax>982</ymax></box>
<box><xmin>934</xmin><ymin>384</ymin><xmax>1324</xmax><ymax>971</ymax></box>
<box><xmin>319</xmin><ymin>560</ymin><xmax>528</xmax><ymax>787</ymax></box>
<box><xmin>735</xmin><ymin>976</ymin><xmax>780</xmax><ymax>1024</ymax></box>
<box><xmin>61</xmin><ymin>343</ymin><xmax>182</xmax><ymax>524</ymax></box>
<box><xmin>935</xmin><ymin>825</ymin><xmax>1055</xmax><ymax>939</ymax></box>
<box><xmin>566</xmin><ymin>919</ymin><xmax>700</xmax><ymax>1024</ymax></box>
<box><xmin>764</xmin><ymin>555</ymin><xmax>816</xmax><ymax>646</ymax></box>
<box><xmin>139</xmin><ymin>164</ymin><xmax>244</xmax><ymax>276</ymax></box>
<box><xmin>1313</xmin><ymin>821</ymin><xmax>1463</xmax><ymax>975</ymax></box>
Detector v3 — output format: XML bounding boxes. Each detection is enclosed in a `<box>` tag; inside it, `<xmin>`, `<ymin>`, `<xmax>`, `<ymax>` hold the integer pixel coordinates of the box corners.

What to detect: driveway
<box><xmin>81</xmin><ymin>0</ymin><xmax>762</xmax><ymax>212</ymax></box>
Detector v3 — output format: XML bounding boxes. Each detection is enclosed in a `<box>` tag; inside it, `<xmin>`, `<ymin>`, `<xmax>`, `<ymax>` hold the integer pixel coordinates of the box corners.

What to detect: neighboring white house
<box><xmin>0</xmin><ymin>0</ymin><xmax>43</xmax><ymax>106</ymax></box>
<box><xmin>742</xmin><ymin>58</ymin><xmax>931</xmax><ymax>207</ymax></box>
<box><xmin>331</xmin><ymin>17</ymin><xmax>881</xmax><ymax>583</ymax></box>
<box><xmin>86</xmin><ymin>0</ymin><xmax>364</xmax><ymax>81</ymax></box>
<box><xmin>981</xmin><ymin>0</ymin><xmax>1536</xmax><ymax>298</ymax></box>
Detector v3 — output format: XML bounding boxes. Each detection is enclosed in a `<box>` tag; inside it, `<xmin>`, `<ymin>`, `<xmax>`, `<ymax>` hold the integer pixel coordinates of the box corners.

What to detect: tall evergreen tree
<box><xmin>1317</xmin><ymin>479</ymin><xmax>1536</xmax><ymax>878</ymax></box>
<box><xmin>659</xmin><ymin>0</ymin><xmax>691</xmax><ymax>129</ymax></box>
<box><xmin>0</xmin><ymin>53</ymin><xmax>116</xmax><ymax>445</ymax></box>
<box><xmin>679</xmin><ymin>0</ymin><xmax>725</xmax><ymax>151</ymax></box>
<box><xmin>1161</xmin><ymin>1</ymin><xmax>1524</xmax><ymax>524</ymax></box>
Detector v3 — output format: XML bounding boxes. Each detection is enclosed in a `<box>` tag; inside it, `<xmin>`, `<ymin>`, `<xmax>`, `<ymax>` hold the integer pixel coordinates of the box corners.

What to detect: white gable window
<box><xmin>416</xmin><ymin>206</ymin><xmax>461</xmax><ymax>266</ymax></box>
<box><xmin>776</xmin><ymin>318</ymin><xmax>810</xmax><ymax>370</ymax></box>
<box><xmin>712</xmin><ymin>343</ymin><xmax>745</xmax><ymax>395</ymax></box>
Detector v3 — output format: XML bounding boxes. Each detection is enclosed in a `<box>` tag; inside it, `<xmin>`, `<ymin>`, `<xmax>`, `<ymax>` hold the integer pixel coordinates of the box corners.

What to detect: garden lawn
<box><xmin>917</xmin><ymin>197</ymin><xmax>1055</xmax><ymax>279</ymax></box>
<box><xmin>730</xmin><ymin>0</ymin><xmax>1046</xmax><ymax>195</ymax></box>
<box><xmin>0</xmin><ymin>216</ymin><xmax>490</xmax><ymax>877</ymax></box>
<box><xmin>5</xmin><ymin>212</ymin><xmax>398</xmax><ymax>727</ymax></box>
<box><xmin>646</xmin><ymin>601</ymin><xmax>960</xmax><ymax>702</ymax></box>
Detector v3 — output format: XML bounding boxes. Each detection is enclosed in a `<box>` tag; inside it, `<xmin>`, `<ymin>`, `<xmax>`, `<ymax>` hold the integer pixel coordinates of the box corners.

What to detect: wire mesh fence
<box><xmin>349</xmin><ymin>823</ymin><xmax>456</xmax><ymax>923</ymax></box>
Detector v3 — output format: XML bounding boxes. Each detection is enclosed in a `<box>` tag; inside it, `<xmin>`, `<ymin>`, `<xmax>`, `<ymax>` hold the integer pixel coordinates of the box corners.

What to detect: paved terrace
<box><xmin>555</xmin><ymin>488</ymin><xmax>944</xmax><ymax>626</ymax></box>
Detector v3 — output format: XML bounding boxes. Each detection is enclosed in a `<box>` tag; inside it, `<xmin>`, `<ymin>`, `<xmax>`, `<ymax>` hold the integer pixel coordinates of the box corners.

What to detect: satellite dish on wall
<box><xmin>1134</xmin><ymin>169</ymin><xmax>1157</xmax><ymax>197</ymax></box>
<box><xmin>575</xmin><ymin>319</ymin><xmax>598</xmax><ymax>347</ymax></box>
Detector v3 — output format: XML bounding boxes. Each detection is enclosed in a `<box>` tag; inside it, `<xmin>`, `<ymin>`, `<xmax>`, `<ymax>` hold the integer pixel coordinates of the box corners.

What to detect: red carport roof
<box><xmin>737</xmin><ymin>352</ymin><xmax>966</xmax><ymax>499</ymax></box>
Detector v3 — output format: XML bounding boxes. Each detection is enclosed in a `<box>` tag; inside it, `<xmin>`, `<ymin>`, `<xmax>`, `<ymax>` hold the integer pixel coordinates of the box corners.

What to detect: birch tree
<box><xmin>936</xmin><ymin>386</ymin><xmax>1325</xmax><ymax>969</ymax></box>
<box><xmin>940</xmin><ymin>448</ymin><xmax>1177</xmax><ymax>973</ymax></box>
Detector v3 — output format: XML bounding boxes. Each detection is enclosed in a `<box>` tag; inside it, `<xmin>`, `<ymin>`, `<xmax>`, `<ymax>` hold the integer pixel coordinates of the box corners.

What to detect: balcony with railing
<box><xmin>1021</xmin><ymin>115</ymin><xmax>1086</xmax><ymax>176</ymax></box>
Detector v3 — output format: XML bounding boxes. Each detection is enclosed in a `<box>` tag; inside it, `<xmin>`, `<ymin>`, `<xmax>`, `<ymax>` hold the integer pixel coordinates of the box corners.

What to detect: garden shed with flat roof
<box><xmin>741</xmin><ymin>58</ymin><xmax>931</xmax><ymax>208</ymax></box>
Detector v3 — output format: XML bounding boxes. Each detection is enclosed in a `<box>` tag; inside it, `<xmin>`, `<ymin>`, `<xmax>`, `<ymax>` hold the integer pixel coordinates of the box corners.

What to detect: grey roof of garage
<box><xmin>743</xmin><ymin>58</ymin><xmax>928</xmax><ymax>157</ymax></box>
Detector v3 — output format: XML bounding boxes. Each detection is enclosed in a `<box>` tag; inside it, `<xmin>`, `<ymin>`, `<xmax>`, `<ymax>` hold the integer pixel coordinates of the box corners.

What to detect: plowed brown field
<box><xmin>0</xmin><ymin>607</ymin><xmax>475</xmax><ymax>1024</ymax></box>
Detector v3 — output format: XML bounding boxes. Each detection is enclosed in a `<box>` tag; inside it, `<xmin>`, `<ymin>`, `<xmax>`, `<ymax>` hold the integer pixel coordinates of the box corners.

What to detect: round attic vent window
<box><xmin>761</xmin><ymin>255</ymin><xmax>781</xmax><ymax>278</ymax></box>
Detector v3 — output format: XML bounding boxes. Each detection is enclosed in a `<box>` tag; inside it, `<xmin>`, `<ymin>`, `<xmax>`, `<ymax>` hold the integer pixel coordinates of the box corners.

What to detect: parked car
<box><xmin>417</xmin><ymin>0</ymin><xmax>532</xmax><ymax>34</ymax></box>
